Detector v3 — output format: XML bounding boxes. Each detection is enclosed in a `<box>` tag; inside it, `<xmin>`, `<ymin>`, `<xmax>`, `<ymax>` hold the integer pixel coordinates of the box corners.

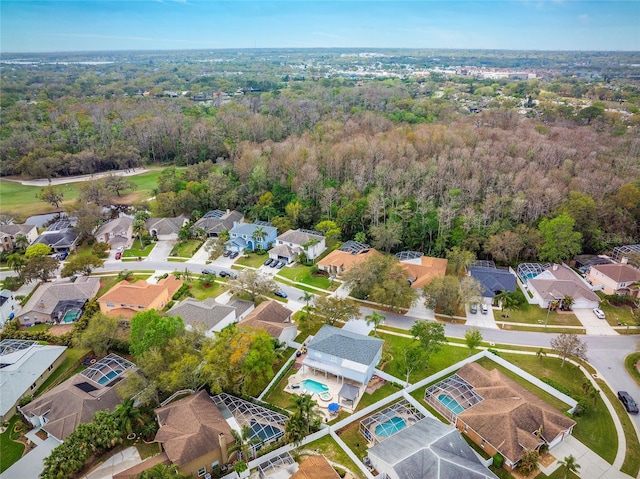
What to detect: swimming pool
<box><xmin>438</xmin><ymin>394</ymin><xmax>465</xmax><ymax>415</ymax></box>
<box><xmin>300</xmin><ymin>379</ymin><xmax>329</xmax><ymax>394</ymax></box>
<box><xmin>250</xmin><ymin>420</ymin><xmax>283</xmax><ymax>442</ymax></box>
<box><xmin>63</xmin><ymin>309</ymin><xmax>81</xmax><ymax>323</ymax></box>
<box><xmin>98</xmin><ymin>369</ymin><xmax>123</xmax><ymax>385</ymax></box>
<box><xmin>374</xmin><ymin>417</ymin><xmax>407</xmax><ymax>437</ymax></box>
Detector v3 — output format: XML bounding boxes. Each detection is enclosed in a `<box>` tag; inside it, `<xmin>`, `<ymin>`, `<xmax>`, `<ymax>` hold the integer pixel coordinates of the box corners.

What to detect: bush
<box><xmin>493</xmin><ymin>453</ymin><xmax>504</xmax><ymax>468</ymax></box>
<box><xmin>172</xmin><ymin>284</ymin><xmax>189</xmax><ymax>300</ymax></box>
<box><xmin>310</xmin><ymin>265</ymin><xmax>319</xmax><ymax>274</ymax></box>
<box><xmin>2</xmin><ymin>276</ymin><xmax>24</xmax><ymax>291</ymax></box>
<box><xmin>91</xmin><ymin>242</ymin><xmax>110</xmax><ymax>258</ymax></box>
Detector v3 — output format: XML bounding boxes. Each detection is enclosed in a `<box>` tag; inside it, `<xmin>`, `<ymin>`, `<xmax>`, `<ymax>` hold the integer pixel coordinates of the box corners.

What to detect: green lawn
<box><xmin>185</xmin><ymin>281</ymin><xmax>227</xmax><ymax>300</ymax></box>
<box><xmin>597</xmin><ymin>298</ymin><xmax>637</xmax><ymax>326</ymax></box>
<box><xmin>123</xmin><ymin>243</ymin><xmax>155</xmax><ymax>258</ymax></box>
<box><xmin>625</xmin><ymin>352</ymin><xmax>640</xmax><ymax>388</ymax></box>
<box><xmin>278</xmin><ymin>265</ymin><xmax>334</xmax><ymax>290</ymax></box>
<box><xmin>135</xmin><ymin>441</ymin><xmax>162</xmax><ymax>459</ymax></box>
<box><xmin>0</xmin><ymin>169</ymin><xmax>165</xmax><ymax>218</ymax></box>
<box><xmin>300</xmin><ymin>436</ymin><xmax>365</xmax><ymax>479</ymax></box>
<box><xmin>476</xmin><ymin>354</ymin><xmax>618</xmax><ymax>466</ymax></box>
<box><xmin>0</xmin><ymin>416</ymin><xmax>26</xmax><ymax>473</ymax></box>
<box><xmin>33</xmin><ymin>347</ymin><xmax>90</xmax><ymax>398</ymax></box>
<box><xmin>499</xmin><ymin>303</ymin><xmax>582</xmax><ymax>327</ymax></box>
<box><xmin>236</xmin><ymin>252</ymin><xmax>270</xmax><ymax>268</ymax></box>
<box><xmin>170</xmin><ymin>240</ymin><xmax>203</xmax><ymax>258</ymax></box>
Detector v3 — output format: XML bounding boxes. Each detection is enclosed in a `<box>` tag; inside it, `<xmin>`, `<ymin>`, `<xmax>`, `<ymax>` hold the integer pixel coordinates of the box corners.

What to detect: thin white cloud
<box><xmin>51</xmin><ymin>33</ymin><xmax>201</xmax><ymax>44</ymax></box>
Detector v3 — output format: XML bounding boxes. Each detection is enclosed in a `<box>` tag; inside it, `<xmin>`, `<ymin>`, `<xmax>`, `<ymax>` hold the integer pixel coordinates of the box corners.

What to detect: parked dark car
<box><xmin>270</xmin><ymin>260</ymin><xmax>279</xmax><ymax>268</ymax></box>
<box><xmin>470</xmin><ymin>303</ymin><xmax>478</xmax><ymax>314</ymax></box>
<box><xmin>264</xmin><ymin>258</ymin><xmax>273</xmax><ymax>266</ymax></box>
<box><xmin>219</xmin><ymin>270</ymin><xmax>237</xmax><ymax>279</ymax></box>
<box><xmin>223</xmin><ymin>250</ymin><xmax>232</xmax><ymax>257</ymax></box>
<box><xmin>230</xmin><ymin>251</ymin><xmax>239</xmax><ymax>259</ymax></box>
<box><xmin>58</xmin><ymin>251</ymin><xmax>69</xmax><ymax>260</ymax></box>
<box><xmin>274</xmin><ymin>289</ymin><xmax>288</xmax><ymax>298</ymax></box>
<box><xmin>115</xmin><ymin>252</ymin><xmax>122</xmax><ymax>260</ymax></box>
<box><xmin>201</xmin><ymin>268</ymin><xmax>216</xmax><ymax>275</ymax></box>
<box><xmin>618</xmin><ymin>391</ymin><xmax>639</xmax><ymax>414</ymax></box>
<box><xmin>276</xmin><ymin>261</ymin><xmax>286</xmax><ymax>269</ymax></box>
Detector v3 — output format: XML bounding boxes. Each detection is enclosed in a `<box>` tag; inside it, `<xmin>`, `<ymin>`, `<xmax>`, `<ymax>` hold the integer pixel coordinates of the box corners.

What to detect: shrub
<box><xmin>172</xmin><ymin>284</ymin><xmax>189</xmax><ymax>300</ymax></box>
<box><xmin>91</xmin><ymin>242</ymin><xmax>110</xmax><ymax>258</ymax></box>
<box><xmin>493</xmin><ymin>453</ymin><xmax>504</xmax><ymax>468</ymax></box>
<box><xmin>310</xmin><ymin>265</ymin><xmax>319</xmax><ymax>274</ymax></box>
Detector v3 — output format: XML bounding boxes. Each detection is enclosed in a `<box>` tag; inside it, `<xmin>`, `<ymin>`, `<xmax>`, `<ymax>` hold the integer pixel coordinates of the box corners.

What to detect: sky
<box><xmin>1</xmin><ymin>1</ymin><xmax>639</xmax><ymax>53</ymax></box>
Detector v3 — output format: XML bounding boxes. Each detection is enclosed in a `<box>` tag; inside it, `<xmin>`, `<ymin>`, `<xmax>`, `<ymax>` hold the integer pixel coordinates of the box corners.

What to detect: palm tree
<box><xmin>251</xmin><ymin>226</ymin><xmax>267</xmax><ymax>251</ymax></box>
<box><xmin>299</xmin><ymin>291</ymin><xmax>314</xmax><ymax>318</ymax></box>
<box><xmin>365</xmin><ymin>310</ymin><xmax>385</xmax><ymax>336</ymax></box>
<box><xmin>536</xmin><ymin>348</ymin><xmax>547</xmax><ymax>363</ymax></box>
<box><xmin>496</xmin><ymin>291</ymin><xmax>516</xmax><ymax>318</ymax></box>
<box><xmin>558</xmin><ymin>454</ymin><xmax>580</xmax><ymax>479</ymax></box>
<box><xmin>132</xmin><ymin>218</ymin><xmax>146</xmax><ymax>249</ymax></box>
<box><xmin>582</xmin><ymin>381</ymin><xmax>600</xmax><ymax>406</ymax></box>
<box><xmin>562</xmin><ymin>295</ymin><xmax>575</xmax><ymax>311</ymax></box>
<box><xmin>13</xmin><ymin>234</ymin><xmax>29</xmax><ymax>251</ymax></box>
<box><xmin>288</xmin><ymin>393</ymin><xmax>321</xmax><ymax>435</ymax></box>
<box><xmin>138</xmin><ymin>463</ymin><xmax>187</xmax><ymax>479</ymax></box>
<box><xmin>228</xmin><ymin>425</ymin><xmax>262</xmax><ymax>462</ymax></box>
<box><xmin>113</xmin><ymin>398</ymin><xmax>142</xmax><ymax>435</ymax></box>
<box><xmin>7</xmin><ymin>253</ymin><xmax>26</xmax><ymax>274</ymax></box>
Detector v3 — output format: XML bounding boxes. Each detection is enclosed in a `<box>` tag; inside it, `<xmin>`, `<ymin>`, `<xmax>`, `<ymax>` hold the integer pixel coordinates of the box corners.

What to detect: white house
<box><xmin>167</xmin><ymin>298</ymin><xmax>238</xmax><ymax>337</ymax></box>
<box><xmin>527</xmin><ymin>263</ymin><xmax>600</xmax><ymax>309</ymax></box>
<box><xmin>268</xmin><ymin>229</ymin><xmax>326</xmax><ymax>264</ymax></box>
<box><xmin>0</xmin><ymin>289</ymin><xmax>17</xmax><ymax>327</ymax></box>
<box><xmin>302</xmin><ymin>325</ymin><xmax>384</xmax><ymax>385</ymax></box>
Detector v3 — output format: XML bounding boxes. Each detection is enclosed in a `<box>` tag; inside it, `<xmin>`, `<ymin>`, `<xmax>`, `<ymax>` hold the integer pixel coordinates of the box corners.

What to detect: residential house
<box><xmin>98</xmin><ymin>275</ymin><xmax>183</xmax><ymax>318</ymax></box>
<box><xmin>0</xmin><ymin>289</ymin><xmax>17</xmax><ymax>327</ymax></box>
<box><xmin>20</xmin><ymin>354</ymin><xmax>136</xmax><ymax>441</ymax></box>
<box><xmin>32</xmin><ymin>220</ymin><xmax>79</xmax><ymax>252</ymax></box>
<box><xmin>192</xmin><ymin>209</ymin><xmax>244</xmax><ymax>237</ymax></box>
<box><xmin>226</xmin><ymin>298</ymin><xmax>255</xmax><ymax>320</ymax></box>
<box><xmin>426</xmin><ymin>362</ymin><xmax>576</xmax><ymax>470</ymax></box>
<box><xmin>18</xmin><ymin>276</ymin><xmax>100</xmax><ymax>326</ymax></box>
<box><xmin>145</xmin><ymin>215</ymin><xmax>189</xmax><ymax>241</ymax></box>
<box><xmin>94</xmin><ymin>216</ymin><xmax>133</xmax><ymax>248</ymax></box>
<box><xmin>302</xmin><ymin>325</ymin><xmax>384</xmax><ymax>385</ymax></box>
<box><xmin>0</xmin><ymin>339</ymin><xmax>67</xmax><ymax>421</ymax></box>
<box><xmin>367</xmin><ymin>417</ymin><xmax>497</xmax><ymax>479</ymax></box>
<box><xmin>317</xmin><ymin>241</ymin><xmax>382</xmax><ymax>277</ymax></box>
<box><xmin>168</xmin><ymin>298</ymin><xmax>237</xmax><ymax>337</ymax></box>
<box><xmin>226</xmin><ymin>222</ymin><xmax>277</xmax><ymax>253</ymax></box>
<box><xmin>153</xmin><ymin>390</ymin><xmax>235</xmax><ymax>478</ymax></box>
<box><xmin>586</xmin><ymin>263</ymin><xmax>640</xmax><ymax>298</ymax></box>
<box><xmin>527</xmin><ymin>263</ymin><xmax>600</xmax><ymax>309</ymax></box>
<box><xmin>396</xmin><ymin>251</ymin><xmax>448</xmax><ymax>289</ymax></box>
<box><xmin>469</xmin><ymin>265</ymin><xmax>517</xmax><ymax>305</ymax></box>
<box><xmin>239</xmin><ymin>300</ymin><xmax>297</xmax><ymax>344</ymax></box>
<box><xmin>269</xmin><ymin>229</ymin><xmax>326</xmax><ymax>264</ymax></box>
<box><xmin>290</xmin><ymin>455</ymin><xmax>341</xmax><ymax>479</ymax></box>
<box><xmin>0</xmin><ymin>224</ymin><xmax>38</xmax><ymax>252</ymax></box>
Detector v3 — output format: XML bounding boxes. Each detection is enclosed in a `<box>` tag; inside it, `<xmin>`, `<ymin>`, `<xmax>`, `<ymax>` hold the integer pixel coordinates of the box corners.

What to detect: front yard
<box><xmin>497</xmin><ymin>303</ymin><xmax>582</xmax><ymax>327</ymax></box>
<box><xmin>0</xmin><ymin>416</ymin><xmax>26</xmax><ymax>473</ymax></box>
<box><xmin>169</xmin><ymin>239</ymin><xmax>203</xmax><ymax>258</ymax></box>
<box><xmin>122</xmin><ymin>243</ymin><xmax>155</xmax><ymax>258</ymax></box>
<box><xmin>235</xmin><ymin>252</ymin><xmax>270</xmax><ymax>268</ymax></box>
<box><xmin>278</xmin><ymin>265</ymin><xmax>336</xmax><ymax>290</ymax></box>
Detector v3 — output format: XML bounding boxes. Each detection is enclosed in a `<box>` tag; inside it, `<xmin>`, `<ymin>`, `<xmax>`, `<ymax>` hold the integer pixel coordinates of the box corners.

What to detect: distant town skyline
<box><xmin>1</xmin><ymin>1</ymin><xmax>639</xmax><ymax>54</ymax></box>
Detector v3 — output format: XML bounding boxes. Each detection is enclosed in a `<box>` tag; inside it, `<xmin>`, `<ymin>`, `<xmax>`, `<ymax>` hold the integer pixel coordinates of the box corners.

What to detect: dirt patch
<box><xmin>49</xmin><ymin>324</ymin><xmax>74</xmax><ymax>336</ymax></box>
<box><xmin>509</xmin><ymin>467</ymin><xmax>543</xmax><ymax>479</ymax></box>
<box><xmin>35</xmin><ymin>429</ymin><xmax>48</xmax><ymax>441</ymax></box>
<box><xmin>539</xmin><ymin>452</ymin><xmax>556</xmax><ymax>467</ymax></box>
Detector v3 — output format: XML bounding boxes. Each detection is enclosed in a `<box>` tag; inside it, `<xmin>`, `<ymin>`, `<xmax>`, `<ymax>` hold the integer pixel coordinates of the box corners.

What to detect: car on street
<box><xmin>593</xmin><ymin>308</ymin><xmax>606</xmax><ymax>319</ymax></box>
<box><xmin>264</xmin><ymin>258</ymin><xmax>273</xmax><ymax>266</ymax></box>
<box><xmin>219</xmin><ymin>270</ymin><xmax>237</xmax><ymax>279</ymax></box>
<box><xmin>229</xmin><ymin>251</ymin><xmax>239</xmax><ymax>259</ymax></box>
<box><xmin>481</xmin><ymin>303</ymin><xmax>488</xmax><ymax>315</ymax></box>
<box><xmin>618</xmin><ymin>391</ymin><xmax>639</xmax><ymax>414</ymax></box>
<box><xmin>202</xmin><ymin>268</ymin><xmax>216</xmax><ymax>275</ymax></box>
<box><xmin>274</xmin><ymin>289</ymin><xmax>288</xmax><ymax>298</ymax></box>
<box><xmin>223</xmin><ymin>250</ymin><xmax>232</xmax><ymax>257</ymax></box>
<box><xmin>276</xmin><ymin>261</ymin><xmax>286</xmax><ymax>269</ymax></box>
<box><xmin>115</xmin><ymin>252</ymin><xmax>122</xmax><ymax>260</ymax></box>
<box><xmin>470</xmin><ymin>303</ymin><xmax>478</xmax><ymax>314</ymax></box>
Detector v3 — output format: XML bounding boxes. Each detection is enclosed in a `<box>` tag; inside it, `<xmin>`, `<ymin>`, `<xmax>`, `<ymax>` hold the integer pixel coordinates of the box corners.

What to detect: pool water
<box><xmin>98</xmin><ymin>369</ymin><xmax>123</xmax><ymax>385</ymax></box>
<box><xmin>63</xmin><ymin>309</ymin><xmax>81</xmax><ymax>323</ymax></box>
<box><xmin>250</xmin><ymin>420</ymin><xmax>283</xmax><ymax>442</ymax></box>
<box><xmin>438</xmin><ymin>394</ymin><xmax>465</xmax><ymax>415</ymax></box>
<box><xmin>300</xmin><ymin>379</ymin><xmax>329</xmax><ymax>394</ymax></box>
<box><xmin>374</xmin><ymin>417</ymin><xmax>407</xmax><ymax>437</ymax></box>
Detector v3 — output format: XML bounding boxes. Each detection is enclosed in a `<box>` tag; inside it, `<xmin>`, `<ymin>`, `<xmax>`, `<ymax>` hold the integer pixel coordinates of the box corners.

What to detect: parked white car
<box><xmin>593</xmin><ymin>308</ymin><xmax>606</xmax><ymax>319</ymax></box>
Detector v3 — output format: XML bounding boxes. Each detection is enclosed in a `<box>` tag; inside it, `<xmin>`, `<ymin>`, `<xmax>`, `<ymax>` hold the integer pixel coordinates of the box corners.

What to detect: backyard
<box><xmin>0</xmin><ymin>416</ymin><xmax>26</xmax><ymax>473</ymax></box>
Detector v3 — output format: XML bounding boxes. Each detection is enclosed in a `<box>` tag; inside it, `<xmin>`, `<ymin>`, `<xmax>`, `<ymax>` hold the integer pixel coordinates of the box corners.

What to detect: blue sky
<box><xmin>1</xmin><ymin>1</ymin><xmax>639</xmax><ymax>53</ymax></box>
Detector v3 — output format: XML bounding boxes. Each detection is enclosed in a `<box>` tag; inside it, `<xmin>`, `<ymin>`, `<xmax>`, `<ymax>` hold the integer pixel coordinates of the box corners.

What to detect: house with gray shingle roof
<box><xmin>368</xmin><ymin>417</ymin><xmax>498</xmax><ymax>479</ymax></box>
<box><xmin>302</xmin><ymin>325</ymin><xmax>383</xmax><ymax>385</ymax></box>
<box><xmin>167</xmin><ymin>298</ymin><xmax>237</xmax><ymax>337</ymax></box>
<box><xmin>146</xmin><ymin>215</ymin><xmax>189</xmax><ymax>241</ymax></box>
<box><xmin>268</xmin><ymin>229</ymin><xmax>326</xmax><ymax>263</ymax></box>
<box><xmin>469</xmin><ymin>266</ymin><xmax>517</xmax><ymax>303</ymax></box>
<box><xmin>528</xmin><ymin>263</ymin><xmax>600</xmax><ymax>309</ymax></box>
<box><xmin>192</xmin><ymin>209</ymin><xmax>244</xmax><ymax>237</ymax></box>
<box><xmin>94</xmin><ymin>216</ymin><xmax>133</xmax><ymax>248</ymax></box>
<box><xmin>0</xmin><ymin>224</ymin><xmax>38</xmax><ymax>252</ymax></box>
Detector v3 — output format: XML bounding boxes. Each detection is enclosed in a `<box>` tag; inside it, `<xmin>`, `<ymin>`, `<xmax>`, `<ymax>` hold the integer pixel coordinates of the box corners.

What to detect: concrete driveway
<box><xmin>465</xmin><ymin>305</ymin><xmax>499</xmax><ymax>329</ymax></box>
<box><xmin>145</xmin><ymin>240</ymin><xmax>175</xmax><ymax>262</ymax></box>
<box><xmin>573</xmin><ymin>308</ymin><xmax>617</xmax><ymax>335</ymax></box>
<box><xmin>82</xmin><ymin>446</ymin><xmax>142</xmax><ymax>479</ymax></box>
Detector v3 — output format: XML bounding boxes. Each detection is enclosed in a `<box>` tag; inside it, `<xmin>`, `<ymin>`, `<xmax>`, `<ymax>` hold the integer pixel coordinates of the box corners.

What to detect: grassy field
<box><xmin>0</xmin><ymin>416</ymin><xmax>26</xmax><ymax>473</ymax></box>
<box><xmin>598</xmin><ymin>299</ymin><xmax>637</xmax><ymax>326</ymax></box>
<box><xmin>0</xmin><ymin>169</ymin><xmax>165</xmax><ymax>218</ymax></box>
<box><xmin>185</xmin><ymin>281</ymin><xmax>228</xmax><ymax>300</ymax></box>
<box><xmin>278</xmin><ymin>265</ymin><xmax>335</xmax><ymax>290</ymax></box>
<box><xmin>499</xmin><ymin>303</ymin><xmax>582</xmax><ymax>327</ymax></box>
<box><xmin>236</xmin><ymin>252</ymin><xmax>270</xmax><ymax>268</ymax></box>
<box><xmin>170</xmin><ymin>240</ymin><xmax>203</xmax><ymax>258</ymax></box>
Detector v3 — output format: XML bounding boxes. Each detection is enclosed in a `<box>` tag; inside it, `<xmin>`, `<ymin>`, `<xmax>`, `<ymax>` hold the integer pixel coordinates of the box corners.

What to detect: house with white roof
<box><xmin>0</xmin><ymin>289</ymin><xmax>17</xmax><ymax>327</ymax></box>
<box><xmin>302</xmin><ymin>325</ymin><xmax>384</xmax><ymax>385</ymax></box>
<box><xmin>268</xmin><ymin>228</ymin><xmax>326</xmax><ymax>264</ymax></box>
<box><xmin>0</xmin><ymin>339</ymin><xmax>67</xmax><ymax>421</ymax></box>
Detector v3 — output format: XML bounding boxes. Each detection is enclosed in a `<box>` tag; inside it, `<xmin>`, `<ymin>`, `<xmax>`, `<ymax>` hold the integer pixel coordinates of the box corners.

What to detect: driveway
<box><xmin>539</xmin><ymin>436</ymin><xmax>633</xmax><ymax>479</ymax></box>
<box><xmin>465</xmin><ymin>305</ymin><xmax>499</xmax><ymax>329</ymax></box>
<box><xmin>573</xmin><ymin>308</ymin><xmax>618</xmax><ymax>336</ymax></box>
<box><xmin>145</xmin><ymin>240</ymin><xmax>174</xmax><ymax>262</ymax></box>
<box><xmin>0</xmin><ymin>436</ymin><xmax>60</xmax><ymax>479</ymax></box>
<box><xmin>82</xmin><ymin>446</ymin><xmax>142</xmax><ymax>479</ymax></box>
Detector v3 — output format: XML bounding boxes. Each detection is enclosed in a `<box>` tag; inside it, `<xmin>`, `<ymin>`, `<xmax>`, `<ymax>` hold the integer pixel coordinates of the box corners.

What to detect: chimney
<box><xmin>219</xmin><ymin>432</ymin><xmax>229</xmax><ymax>464</ymax></box>
<box><xmin>226</xmin><ymin>209</ymin><xmax>230</xmax><ymax>215</ymax></box>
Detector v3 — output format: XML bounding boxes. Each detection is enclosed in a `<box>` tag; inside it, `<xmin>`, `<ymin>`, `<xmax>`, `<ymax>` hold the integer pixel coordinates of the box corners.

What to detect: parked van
<box><xmin>481</xmin><ymin>303</ymin><xmax>489</xmax><ymax>315</ymax></box>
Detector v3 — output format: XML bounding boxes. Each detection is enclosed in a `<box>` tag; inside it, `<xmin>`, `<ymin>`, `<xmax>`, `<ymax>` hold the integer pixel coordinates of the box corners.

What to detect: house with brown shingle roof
<box><xmin>239</xmin><ymin>300</ymin><xmax>297</xmax><ymax>343</ymax></box>
<box><xmin>586</xmin><ymin>263</ymin><xmax>640</xmax><ymax>298</ymax></box>
<box><xmin>98</xmin><ymin>275</ymin><xmax>183</xmax><ymax>318</ymax></box>
<box><xmin>396</xmin><ymin>252</ymin><xmax>448</xmax><ymax>289</ymax></box>
<box><xmin>439</xmin><ymin>363</ymin><xmax>576</xmax><ymax>470</ymax></box>
<box><xmin>94</xmin><ymin>216</ymin><xmax>133</xmax><ymax>248</ymax></box>
<box><xmin>528</xmin><ymin>263</ymin><xmax>600</xmax><ymax>309</ymax></box>
<box><xmin>153</xmin><ymin>390</ymin><xmax>235</xmax><ymax>478</ymax></box>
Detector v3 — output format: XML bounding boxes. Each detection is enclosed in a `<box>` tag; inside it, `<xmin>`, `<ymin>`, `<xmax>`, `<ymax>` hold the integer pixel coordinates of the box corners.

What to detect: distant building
<box><xmin>586</xmin><ymin>263</ymin><xmax>640</xmax><ymax>298</ymax></box>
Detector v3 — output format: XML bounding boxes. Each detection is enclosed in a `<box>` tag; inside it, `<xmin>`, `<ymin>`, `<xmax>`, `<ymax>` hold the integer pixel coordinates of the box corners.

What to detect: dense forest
<box><xmin>1</xmin><ymin>50</ymin><xmax>639</xmax><ymax>261</ymax></box>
